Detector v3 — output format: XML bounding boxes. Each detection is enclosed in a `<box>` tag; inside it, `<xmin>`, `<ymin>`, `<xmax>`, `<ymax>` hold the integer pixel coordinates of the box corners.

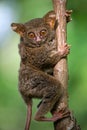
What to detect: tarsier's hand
<box><xmin>49</xmin><ymin>43</ymin><xmax>70</xmax><ymax>58</ymax></box>
<box><xmin>58</xmin><ymin>43</ymin><xmax>70</xmax><ymax>57</ymax></box>
<box><xmin>65</xmin><ymin>10</ymin><xmax>72</xmax><ymax>23</ymax></box>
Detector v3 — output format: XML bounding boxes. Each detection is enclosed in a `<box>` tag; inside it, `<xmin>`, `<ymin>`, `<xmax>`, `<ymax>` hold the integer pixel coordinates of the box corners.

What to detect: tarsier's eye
<box><xmin>40</xmin><ymin>29</ymin><xmax>47</xmax><ymax>37</ymax></box>
<box><xmin>28</xmin><ymin>32</ymin><xmax>35</xmax><ymax>39</ymax></box>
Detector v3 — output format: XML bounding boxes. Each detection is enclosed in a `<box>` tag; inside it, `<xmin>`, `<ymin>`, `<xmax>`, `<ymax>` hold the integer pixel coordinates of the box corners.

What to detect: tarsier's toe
<box><xmin>53</xmin><ymin>109</ymin><xmax>70</xmax><ymax>122</ymax></box>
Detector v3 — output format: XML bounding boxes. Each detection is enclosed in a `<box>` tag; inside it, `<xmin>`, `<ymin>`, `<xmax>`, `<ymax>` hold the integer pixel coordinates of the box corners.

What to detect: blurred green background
<box><xmin>0</xmin><ymin>0</ymin><xmax>87</xmax><ymax>130</ymax></box>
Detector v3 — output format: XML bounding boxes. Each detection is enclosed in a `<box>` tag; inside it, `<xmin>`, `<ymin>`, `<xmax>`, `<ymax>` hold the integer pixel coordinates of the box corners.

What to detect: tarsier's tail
<box><xmin>25</xmin><ymin>99</ymin><xmax>32</xmax><ymax>130</ymax></box>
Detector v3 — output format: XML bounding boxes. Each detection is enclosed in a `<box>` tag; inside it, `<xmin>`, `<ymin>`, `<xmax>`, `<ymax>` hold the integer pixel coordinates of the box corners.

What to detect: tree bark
<box><xmin>52</xmin><ymin>0</ymin><xmax>81</xmax><ymax>130</ymax></box>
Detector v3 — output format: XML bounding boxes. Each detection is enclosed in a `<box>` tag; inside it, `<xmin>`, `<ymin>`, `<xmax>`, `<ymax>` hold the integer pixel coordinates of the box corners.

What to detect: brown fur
<box><xmin>11</xmin><ymin>11</ymin><xmax>70</xmax><ymax>130</ymax></box>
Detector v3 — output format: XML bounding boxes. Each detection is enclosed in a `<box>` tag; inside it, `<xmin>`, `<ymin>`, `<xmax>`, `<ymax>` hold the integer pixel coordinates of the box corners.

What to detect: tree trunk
<box><xmin>52</xmin><ymin>0</ymin><xmax>81</xmax><ymax>130</ymax></box>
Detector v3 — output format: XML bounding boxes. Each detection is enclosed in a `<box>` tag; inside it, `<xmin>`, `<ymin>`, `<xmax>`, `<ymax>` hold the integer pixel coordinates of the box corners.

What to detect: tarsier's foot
<box><xmin>34</xmin><ymin>109</ymin><xmax>70</xmax><ymax>122</ymax></box>
<box><xmin>58</xmin><ymin>43</ymin><xmax>71</xmax><ymax>57</ymax></box>
<box><xmin>53</xmin><ymin>109</ymin><xmax>70</xmax><ymax>122</ymax></box>
<box><xmin>65</xmin><ymin>10</ymin><xmax>72</xmax><ymax>22</ymax></box>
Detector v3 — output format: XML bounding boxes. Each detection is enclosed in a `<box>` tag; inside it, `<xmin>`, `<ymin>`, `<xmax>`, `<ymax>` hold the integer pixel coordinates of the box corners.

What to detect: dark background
<box><xmin>0</xmin><ymin>0</ymin><xmax>87</xmax><ymax>130</ymax></box>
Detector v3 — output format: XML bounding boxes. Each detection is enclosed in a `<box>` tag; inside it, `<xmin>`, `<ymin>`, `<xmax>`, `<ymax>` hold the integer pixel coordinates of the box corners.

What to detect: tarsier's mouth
<box><xmin>24</xmin><ymin>42</ymin><xmax>45</xmax><ymax>48</ymax></box>
<box><xmin>24</xmin><ymin>38</ymin><xmax>47</xmax><ymax>48</ymax></box>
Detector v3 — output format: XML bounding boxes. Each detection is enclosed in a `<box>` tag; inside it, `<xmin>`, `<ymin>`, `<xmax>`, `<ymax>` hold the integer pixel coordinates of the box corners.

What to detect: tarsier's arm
<box><xmin>19</xmin><ymin>41</ymin><xmax>70</xmax><ymax>70</ymax></box>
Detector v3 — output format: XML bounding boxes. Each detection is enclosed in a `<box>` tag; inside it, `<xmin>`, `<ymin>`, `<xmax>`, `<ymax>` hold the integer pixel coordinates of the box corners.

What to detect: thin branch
<box><xmin>52</xmin><ymin>0</ymin><xmax>81</xmax><ymax>130</ymax></box>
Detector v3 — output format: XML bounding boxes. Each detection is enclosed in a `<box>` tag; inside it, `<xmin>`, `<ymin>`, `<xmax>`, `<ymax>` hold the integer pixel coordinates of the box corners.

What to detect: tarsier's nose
<box><xmin>36</xmin><ymin>36</ymin><xmax>41</xmax><ymax>42</ymax></box>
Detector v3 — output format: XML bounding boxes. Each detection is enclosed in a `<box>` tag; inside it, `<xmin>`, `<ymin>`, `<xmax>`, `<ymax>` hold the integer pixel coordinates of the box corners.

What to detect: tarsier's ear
<box><xmin>11</xmin><ymin>23</ymin><xmax>26</xmax><ymax>36</ymax></box>
<box><xmin>43</xmin><ymin>10</ymin><xmax>58</xmax><ymax>29</ymax></box>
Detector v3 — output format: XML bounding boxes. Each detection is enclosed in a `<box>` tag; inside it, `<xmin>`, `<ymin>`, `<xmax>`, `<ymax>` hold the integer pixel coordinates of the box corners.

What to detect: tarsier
<box><xmin>11</xmin><ymin>11</ymin><xmax>70</xmax><ymax>130</ymax></box>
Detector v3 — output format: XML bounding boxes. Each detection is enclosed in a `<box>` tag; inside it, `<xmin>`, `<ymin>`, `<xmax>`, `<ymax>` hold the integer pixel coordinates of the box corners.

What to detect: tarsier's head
<box><xmin>11</xmin><ymin>11</ymin><xmax>57</xmax><ymax>48</ymax></box>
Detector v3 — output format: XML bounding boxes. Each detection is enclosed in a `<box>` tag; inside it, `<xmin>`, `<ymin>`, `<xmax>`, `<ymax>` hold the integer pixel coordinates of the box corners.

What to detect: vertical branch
<box><xmin>52</xmin><ymin>0</ymin><xmax>70</xmax><ymax>129</ymax></box>
<box><xmin>52</xmin><ymin>0</ymin><xmax>81</xmax><ymax>130</ymax></box>
<box><xmin>53</xmin><ymin>0</ymin><xmax>67</xmax><ymax>88</ymax></box>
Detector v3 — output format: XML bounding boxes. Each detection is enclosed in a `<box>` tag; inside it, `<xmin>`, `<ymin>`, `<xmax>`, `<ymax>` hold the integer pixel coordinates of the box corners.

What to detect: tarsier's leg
<box><xmin>29</xmin><ymin>71</ymin><xmax>70</xmax><ymax>122</ymax></box>
<box><xmin>19</xmin><ymin>67</ymin><xmax>70</xmax><ymax>125</ymax></box>
<box><xmin>34</xmin><ymin>90</ymin><xmax>70</xmax><ymax>122</ymax></box>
